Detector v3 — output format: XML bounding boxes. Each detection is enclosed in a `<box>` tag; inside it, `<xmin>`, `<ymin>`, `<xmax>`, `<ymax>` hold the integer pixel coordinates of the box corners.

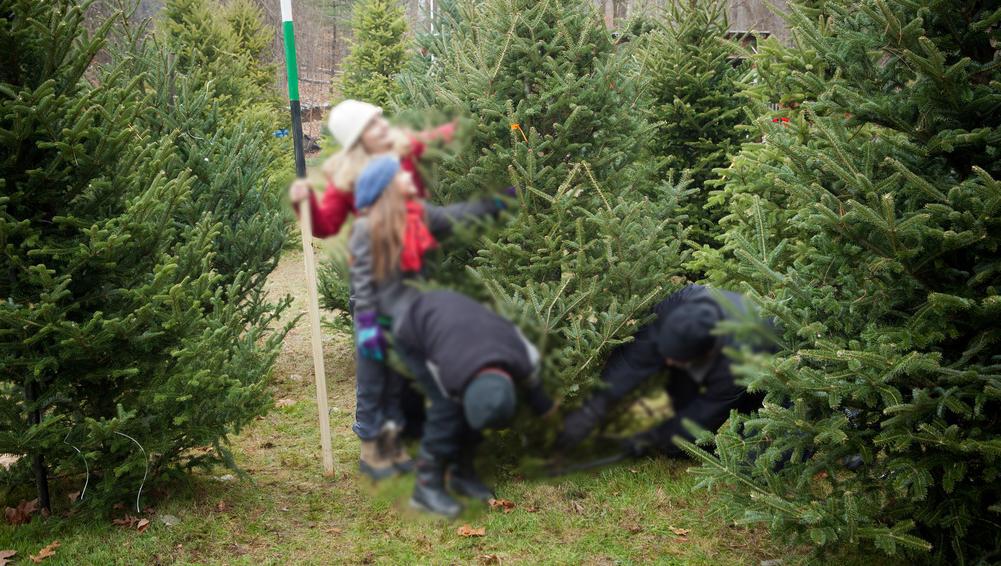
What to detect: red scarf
<box><xmin>400</xmin><ymin>200</ymin><xmax>437</xmax><ymax>273</ymax></box>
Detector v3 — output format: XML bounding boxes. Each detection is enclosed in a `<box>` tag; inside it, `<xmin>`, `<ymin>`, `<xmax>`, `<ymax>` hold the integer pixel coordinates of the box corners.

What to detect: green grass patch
<box><xmin>1</xmin><ymin>253</ymin><xmax>805</xmax><ymax>565</ymax></box>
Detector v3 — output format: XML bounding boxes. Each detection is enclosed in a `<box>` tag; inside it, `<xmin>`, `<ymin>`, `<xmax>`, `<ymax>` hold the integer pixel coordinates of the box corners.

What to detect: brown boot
<box><xmin>359</xmin><ymin>439</ymin><xmax>396</xmax><ymax>481</ymax></box>
<box><xmin>379</xmin><ymin>423</ymin><xmax>415</xmax><ymax>474</ymax></box>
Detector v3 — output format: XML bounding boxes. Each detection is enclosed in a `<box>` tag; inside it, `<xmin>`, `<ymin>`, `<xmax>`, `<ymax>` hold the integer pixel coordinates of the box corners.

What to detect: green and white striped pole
<box><xmin>281</xmin><ymin>0</ymin><xmax>335</xmax><ymax>477</ymax></box>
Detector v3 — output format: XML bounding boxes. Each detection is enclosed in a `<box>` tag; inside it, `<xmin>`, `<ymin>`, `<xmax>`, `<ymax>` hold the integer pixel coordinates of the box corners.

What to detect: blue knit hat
<box><xmin>355</xmin><ymin>154</ymin><xmax>401</xmax><ymax>210</ymax></box>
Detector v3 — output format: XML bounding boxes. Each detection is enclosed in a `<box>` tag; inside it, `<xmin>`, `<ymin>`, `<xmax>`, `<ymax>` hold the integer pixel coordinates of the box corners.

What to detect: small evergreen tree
<box><xmin>222</xmin><ymin>0</ymin><xmax>276</xmax><ymax>93</ymax></box>
<box><xmin>640</xmin><ymin>0</ymin><xmax>750</xmax><ymax>254</ymax></box>
<box><xmin>681</xmin><ymin>1</ymin><xmax>1001</xmax><ymax>562</ymax></box>
<box><xmin>334</xmin><ymin>0</ymin><xmax>407</xmax><ymax>109</ymax></box>
<box><xmin>0</xmin><ymin>0</ymin><xmax>289</xmax><ymax>509</ymax></box>
<box><xmin>396</xmin><ymin>0</ymin><xmax>690</xmax><ymax>399</ymax></box>
<box><xmin>160</xmin><ymin>0</ymin><xmax>278</xmax><ymax>115</ymax></box>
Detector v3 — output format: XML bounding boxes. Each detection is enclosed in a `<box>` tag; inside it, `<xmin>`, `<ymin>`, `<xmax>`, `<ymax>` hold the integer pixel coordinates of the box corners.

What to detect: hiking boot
<box><xmin>409</xmin><ymin>451</ymin><xmax>462</xmax><ymax>518</ymax></box>
<box><xmin>447</xmin><ymin>451</ymin><xmax>494</xmax><ymax>502</ymax></box>
<box><xmin>379</xmin><ymin>423</ymin><xmax>414</xmax><ymax>474</ymax></box>
<box><xmin>359</xmin><ymin>439</ymin><xmax>396</xmax><ymax>481</ymax></box>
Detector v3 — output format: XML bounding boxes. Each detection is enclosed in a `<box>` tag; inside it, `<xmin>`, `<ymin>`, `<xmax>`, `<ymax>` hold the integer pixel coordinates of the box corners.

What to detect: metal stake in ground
<box><xmin>280</xmin><ymin>0</ymin><xmax>334</xmax><ymax>477</ymax></box>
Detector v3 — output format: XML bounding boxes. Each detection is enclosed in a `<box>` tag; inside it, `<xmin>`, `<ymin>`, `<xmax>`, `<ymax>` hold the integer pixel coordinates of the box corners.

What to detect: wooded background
<box><xmin>123</xmin><ymin>0</ymin><xmax>790</xmax><ymax>113</ymax></box>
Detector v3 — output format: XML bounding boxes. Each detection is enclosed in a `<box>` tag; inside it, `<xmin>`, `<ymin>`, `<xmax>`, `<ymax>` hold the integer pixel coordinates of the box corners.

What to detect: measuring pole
<box><xmin>280</xmin><ymin>0</ymin><xmax>334</xmax><ymax>477</ymax></box>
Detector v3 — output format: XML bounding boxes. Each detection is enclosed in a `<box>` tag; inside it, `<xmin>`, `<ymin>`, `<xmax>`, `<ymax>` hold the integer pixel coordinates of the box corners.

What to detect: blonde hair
<box><xmin>322</xmin><ymin>127</ymin><xmax>412</xmax><ymax>191</ymax></box>
<box><xmin>366</xmin><ymin>177</ymin><xmax>409</xmax><ymax>282</ymax></box>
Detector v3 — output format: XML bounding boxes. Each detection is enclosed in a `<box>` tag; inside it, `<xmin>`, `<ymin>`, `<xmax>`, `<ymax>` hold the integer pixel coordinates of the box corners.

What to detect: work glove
<box><xmin>618</xmin><ymin>433</ymin><xmax>654</xmax><ymax>458</ymax></box>
<box><xmin>355</xmin><ymin>310</ymin><xmax>387</xmax><ymax>361</ymax></box>
<box><xmin>554</xmin><ymin>395</ymin><xmax>609</xmax><ymax>453</ymax></box>
<box><xmin>493</xmin><ymin>186</ymin><xmax>519</xmax><ymax>211</ymax></box>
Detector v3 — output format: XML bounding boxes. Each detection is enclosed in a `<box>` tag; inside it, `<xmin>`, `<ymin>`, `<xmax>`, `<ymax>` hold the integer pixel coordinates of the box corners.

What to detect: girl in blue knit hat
<box><xmin>349</xmin><ymin>155</ymin><xmax>556</xmax><ymax>518</ymax></box>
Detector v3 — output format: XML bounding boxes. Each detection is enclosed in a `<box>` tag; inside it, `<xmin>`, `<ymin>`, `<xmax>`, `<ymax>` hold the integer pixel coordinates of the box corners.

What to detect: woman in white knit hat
<box><xmin>288</xmin><ymin>100</ymin><xmax>455</xmax><ymax>481</ymax></box>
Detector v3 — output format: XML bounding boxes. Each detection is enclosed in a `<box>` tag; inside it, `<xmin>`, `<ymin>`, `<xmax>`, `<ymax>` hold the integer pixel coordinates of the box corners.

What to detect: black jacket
<box><xmin>598</xmin><ymin>285</ymin><xmax>769</xmax><ymax>455</ymax></box>
<box><xmin>397</xmin><ymin>289</ymin><xmax>553</xmax><ymax>414</ymax></box>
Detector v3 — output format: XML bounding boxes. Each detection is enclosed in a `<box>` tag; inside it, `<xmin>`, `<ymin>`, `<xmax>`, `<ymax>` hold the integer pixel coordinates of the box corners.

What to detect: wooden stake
<box><xmin>299</xmin><ymin>200</ymin><xmax>335</xmax><ymax>477</ymax></box>
<box><xmin>282</xmin><ymin>0</ymin><xmax>334</xmax><ymax>477</ymax></box>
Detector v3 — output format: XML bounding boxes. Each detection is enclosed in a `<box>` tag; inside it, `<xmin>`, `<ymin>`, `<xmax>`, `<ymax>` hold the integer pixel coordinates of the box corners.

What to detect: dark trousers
<box><xmin>350</xmin><ymin>290</ymin><xmax>405</xmax><ymax>441</ymax></box>
<box><xmin>647</xmin><ymin>374</ymin><xmax>763</xmax><ymax>457</ymax></box>
<box><xmin>395</xmin><ymin>343</ymin><xmax>479</xmax><ymax>460</ymax></box>
<box><xmin>352</xmin><ymin>353</ymin><xmax>406</xmax><ymax>440</ymax></box>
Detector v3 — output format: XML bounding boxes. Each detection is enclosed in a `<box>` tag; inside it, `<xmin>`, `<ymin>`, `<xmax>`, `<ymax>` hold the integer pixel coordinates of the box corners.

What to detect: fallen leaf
<box><xmin>669</xmin><ymin>526</ymin><xmax>690</xmax><ymax>537</ymax></box>
<box><xmin>113</xmin><ymin>515</ymin><xmax>139</xmax><ymax>528</ymax></box>
<box><xmin>479</xmin><ymin>554</ymin><xmax>501</xmax><ymax>564</ymax></box>
<box><xmin>5</xmin><ymin>499</ymin><xmax>39</xmax><ymax>525</ymax></box>
<box><xmin>275</xmin><ymin>398</ymin><xmax>296</xmax><ymax>408</ymax></box>
<box><xmin>488</xmin><ymin>498</ymin><xmax>515</xmax><ymax>513</ymax></box>
<box><xmin>67</xmin><ymin>491</ymin><xmax>81</xmax><ymax>504</ymax></box>
<box><xmin>456</xmin><ymin>524</ymin><xmax>486</xmax><ymax>537</ymax></box>
<box><xmin>29</xmin><ymin>540</ymin><xmax>59</xmax><ymax>563</ymax></box>
<box><xmin>136</xmin><ymin>518</ymin><xmax>151</xmax><ymax>533</ymax></box>
<box><xmin>324</xmin><ymin>527</ymin><xmax>343</xmax><ymax>535</ymax></box>
<box><xmin>0</xmin><ymin>550</ymin><xmax>16</xmax><ymax>566</ymax></box>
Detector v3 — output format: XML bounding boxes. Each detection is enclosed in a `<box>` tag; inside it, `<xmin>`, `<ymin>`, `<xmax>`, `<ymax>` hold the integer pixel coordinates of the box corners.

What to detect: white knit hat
<box><xmin>327</xmin><ymin>100</ymin><xmax>382</xmax><ymax>150</ymax></box>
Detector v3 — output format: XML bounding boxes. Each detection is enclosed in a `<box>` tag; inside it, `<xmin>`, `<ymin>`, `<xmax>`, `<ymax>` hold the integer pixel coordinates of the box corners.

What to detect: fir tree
<box><xmin>397</xmin><ymin>0</ymin><xmax>690</xmax><ymax>399</ymax></box>
<box><xmin>680</xmin><ymin>1</ymin><xmax>1001</xmax><ymax>562</ymax></box>
<box><xmin>396</xmin><ymin>0</ymin><xmax>462</xmax><ymax>109</ymax></box>
<box><xmin>0</xmin><ymin>0</ymin><xmax>289</xmax><ymax>509</ymax></box>
<box><xmin>160</xmin><ymin>0</ymin><xmax>277</xmax><ymax>114</ymax></box>
<box><xmin>640</xmin><ymin>0</ymin><xmax>750</xmax><ymax>253</ymax></box>
<box><xmin>335</xmin><ymin>0</ymin><xmax>408</xmax><ymax>109</ymax></box>
<box><xmin>222</xmin><ymin>0</ymin><xmax>276</xmax><ymax>94</ymax></box>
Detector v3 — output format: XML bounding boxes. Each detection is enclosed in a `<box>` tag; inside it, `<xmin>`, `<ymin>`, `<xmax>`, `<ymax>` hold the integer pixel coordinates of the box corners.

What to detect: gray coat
<box><xmin>348</xmin><ymin>197</ymin><xmax>502</xmax><ymax>334</ymax></box>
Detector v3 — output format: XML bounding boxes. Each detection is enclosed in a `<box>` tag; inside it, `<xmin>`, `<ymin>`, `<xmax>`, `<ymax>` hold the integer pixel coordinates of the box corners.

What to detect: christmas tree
<box><xmin>222</xmin><ymin>0</ymin><xmax>277</xmax><ymax>94</ymax></box>
<box><xmin>640</xmin><ymin>0</ymin><xmax>750</xmax><ymax>254</ymax></box>
<box><xmin>160</xmin><ymin>0</ymin><xmax>278</xmax><ymax>116</ymax></box>
<box><xmin>334</xmin><ymin>0</ymin><xmax>408</xmax><ymax>109</ymax></box>
<box><xmin>0</xmin><ymin>0</ymin><xmax>289</xmax><ymax>509</ymax></box>
<box><xmin>396</xmin><ymin>0</ymin><xmax>690</xmax><ymax>398</ymax></box>
<box><xmin>679</xmin><ymin>1</ymin><xmax>1001</xmax><ymax>562</ymax></box>
<box><xmin>153</xmin><ymin>0</ymin><xmax>290</xmax><ymax>297</ymax></box>
<box><xmin>396</xmin><ymin>0</ymin><xmax>462</xmax><ymax>109</ymax></box>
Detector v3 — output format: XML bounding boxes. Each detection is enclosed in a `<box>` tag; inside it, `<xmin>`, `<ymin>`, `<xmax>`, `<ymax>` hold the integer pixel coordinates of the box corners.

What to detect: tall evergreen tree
<box><xmin>680</xmin><ymin>1</ymin><xmax>1001</xmax><ymax>562</ymax></box>
<box><xmin>0</xmin><ymin>0</ymin><xmax>289</xmax><ymax>509</ymax></box>
<box><xmin>335</xmin><ymin>0</ymin><xmax>408</xmax><ymax>109</ymax></box>
<box><xmin>397</xmin><ymin>0</ymin><xmax>690</xmax><ymax>398</ymax></box>
<box><xmin>641</xmin><ymin>0</ymin><xmax>749</xmax><ymax>252</ymax></box>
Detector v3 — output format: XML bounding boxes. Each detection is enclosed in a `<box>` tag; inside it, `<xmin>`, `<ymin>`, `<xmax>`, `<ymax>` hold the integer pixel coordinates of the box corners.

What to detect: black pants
<box><xmin>395</xmin><ymin>343</ymin><xmax>480</xmax><ymax>460</ymax></box>
<box><xmin>642</xmin><ymin>373</ymin><xmax>763</xmax><ymax>457</ymax></box>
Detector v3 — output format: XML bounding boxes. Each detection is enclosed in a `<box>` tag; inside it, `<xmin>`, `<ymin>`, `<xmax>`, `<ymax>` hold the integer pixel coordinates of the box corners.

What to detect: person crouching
<box><xmin>394</xmin><ymin>289</ymin><xmax>556</xmax><ymax>518</ymax></box>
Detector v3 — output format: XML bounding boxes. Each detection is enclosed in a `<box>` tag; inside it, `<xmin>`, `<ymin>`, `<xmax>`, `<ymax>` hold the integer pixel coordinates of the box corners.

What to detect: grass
<box><xmin>1</xmin><ymin>250</ymin><xmax>804</xmax><ymax>565</ymax></box>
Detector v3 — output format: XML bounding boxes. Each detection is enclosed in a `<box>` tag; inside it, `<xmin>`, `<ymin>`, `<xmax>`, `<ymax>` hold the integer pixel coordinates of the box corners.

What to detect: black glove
<box><xmin>554</xmin><ymin>395</ymin><xmax>609</xmax><ymax>453</ymax></box>
<box><xmin>619</xmin><ymin>433</ymin><xmax>653</xmax><ymax>458</ymax></box>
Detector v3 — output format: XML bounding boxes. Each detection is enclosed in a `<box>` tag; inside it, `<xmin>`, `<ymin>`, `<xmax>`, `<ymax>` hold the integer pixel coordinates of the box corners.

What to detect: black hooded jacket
<box><xmin>396</xmin><ymin>289</ymin><xmax>553</xmax><ymax>415</ymax></box>
<box><xmin>596</xmin><ymin>285</ymin><xmax>771</xmax><ymax>455</ymax></box>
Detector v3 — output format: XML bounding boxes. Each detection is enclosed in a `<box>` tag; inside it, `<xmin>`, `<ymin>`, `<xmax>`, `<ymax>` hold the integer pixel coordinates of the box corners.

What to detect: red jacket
<box><xmin>297</xmin><ymin>122</ymin><xmax>455</xmax><ymax>238</ymax></box>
